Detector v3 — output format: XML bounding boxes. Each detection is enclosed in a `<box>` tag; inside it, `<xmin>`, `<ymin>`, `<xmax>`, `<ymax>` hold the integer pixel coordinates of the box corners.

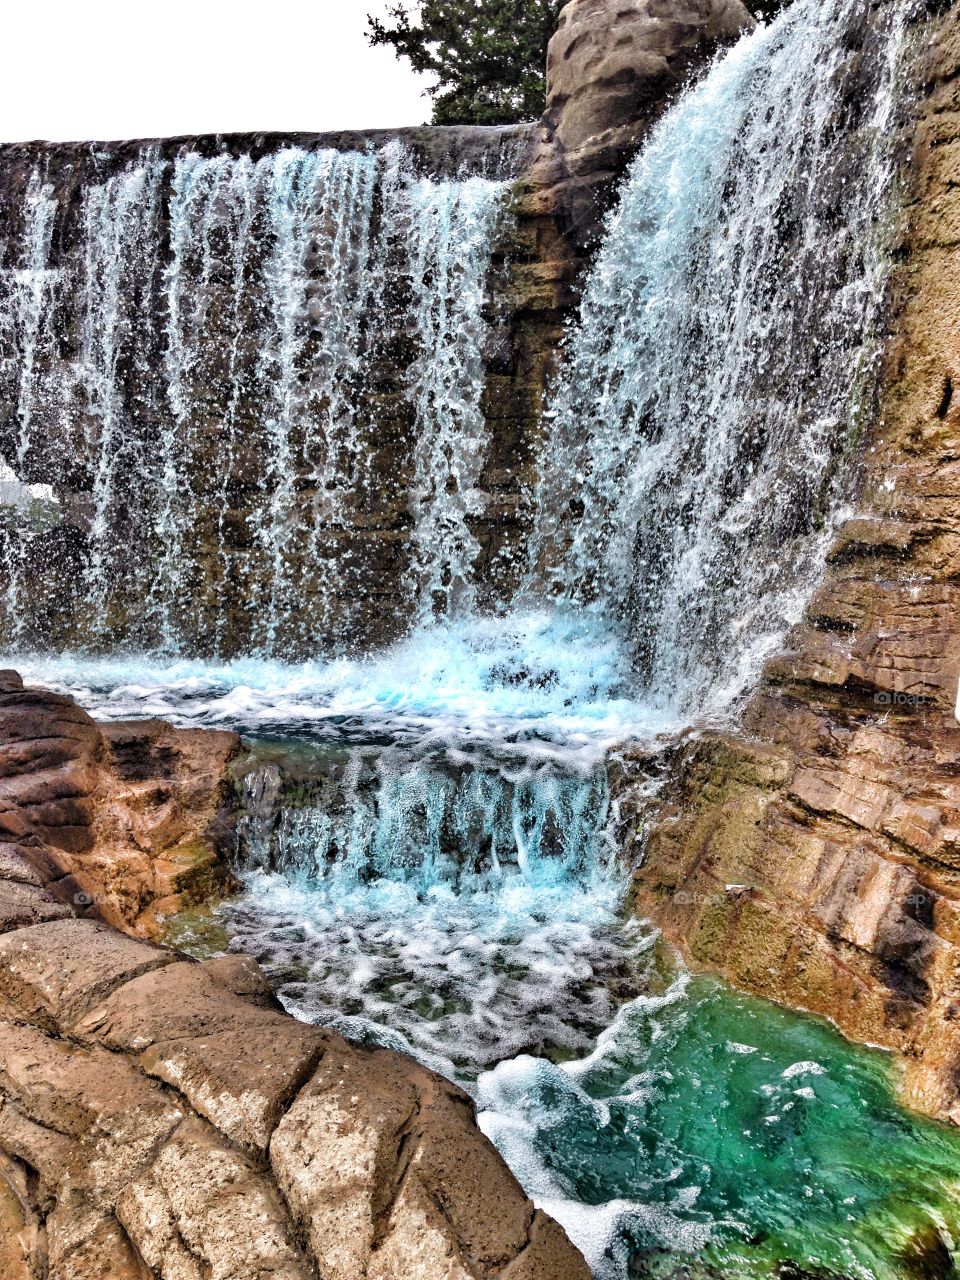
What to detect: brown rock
<box><xmin>0</xmin><ymin>879</ymin><xmax>72</xmax><ymax>934</ymax></box>
<box><xmin>0</xmin><ymin>678</ymin><xmax>240</xmax><ymax>935</ymax></box>
<box><xmin>0</xmin><ymin>919</ymin><xmax>174</xmax><ymax>1032</ymax></box>
<box><xmin>540</xmin><ymin>0</ymin><xmax>753</xmax><ymax>242</ymax></box>
<box><xmin>0</xmin><ymin>1160</ymin><xmax>35</xmax><ymax>1280</ymax></box>
<box><xmin>117</xmin><ymin>1119</ymin><xmax>312</xmax><ymax>1280</ymax></box>
<box><xmin>140</xmin><ymin>1018</ymin><xmax>330</xmax><ymax>1156</ymax></box>
<box><xmin>270</xmin><ymin>1042</ymin><xmax>421</xmax><ymax>1279</ymax></box>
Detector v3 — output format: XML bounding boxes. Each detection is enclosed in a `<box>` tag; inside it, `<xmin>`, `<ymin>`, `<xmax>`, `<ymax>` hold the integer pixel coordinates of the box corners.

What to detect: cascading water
<box><xmin>526</xmin><ymin>0</ymin><xmax>912</xmax><ymax>719</ymax></box>
<box><xmin>2</xmin><ymin>0</ymin><xmax>952</xmax><ymax>1277</ymax></box>
<box><xmin>0</xmin><ymin>141</ymin><xmax>511</xmax><ymax>656</ymax></box>
<box><xmin>403</xmin><ymin>173</ymin><xmax>506</xmax><ymax>622</ymax></box>
<box><xmin>81</xmin><ymin>156</ymin><xmax>166</xmax><ymax>637</ymax></box>
<box><xmin>1</xmin><ymin>174</ymin><xmax>59</xmax><ymax>643</ymax></box>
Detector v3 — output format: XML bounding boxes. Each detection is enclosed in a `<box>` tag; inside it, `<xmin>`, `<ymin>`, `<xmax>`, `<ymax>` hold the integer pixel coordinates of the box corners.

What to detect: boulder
<box><xmin>534</xmin><ymin>0</ymin><xmax>753</xmax><ymax>242</ymax></box>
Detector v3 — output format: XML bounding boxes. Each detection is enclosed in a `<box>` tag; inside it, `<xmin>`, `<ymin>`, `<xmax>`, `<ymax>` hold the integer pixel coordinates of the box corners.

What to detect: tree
<box><xmin>367</xmin><ymin>1</ymin><xmax>565</xmax><ymax>127</ymax></box>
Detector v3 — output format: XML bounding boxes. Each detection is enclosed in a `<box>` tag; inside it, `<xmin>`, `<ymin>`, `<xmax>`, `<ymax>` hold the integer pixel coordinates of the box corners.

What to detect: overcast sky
<box><xmin>1</xmin><ymin>1</ymin><xmax>435</xmax><ymax>143</ymax></box>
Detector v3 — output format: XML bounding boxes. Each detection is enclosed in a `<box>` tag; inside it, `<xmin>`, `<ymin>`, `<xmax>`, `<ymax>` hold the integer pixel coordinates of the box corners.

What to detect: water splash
<box><xmin>218</xmin><ymin>743</ymin><xmax>646</xmax><ymax>1075</ymax></box>
<box><xmin>527</xmin><ymin>0</ymin><xmax>914</xmax><ymax>720</ymax></box>
<box><xmin>11</xmin><ymin>610</ymin><xmax>663</xmax><ymax>766</ymax></box>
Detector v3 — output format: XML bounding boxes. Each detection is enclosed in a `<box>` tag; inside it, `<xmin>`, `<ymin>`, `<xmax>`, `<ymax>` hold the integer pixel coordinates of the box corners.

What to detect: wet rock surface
<box><xmin>0</xmin><ymin>672</ymin><xmax>590</xmax><ymax>1278</ymax></box>
<box><xmin>630</xmin><ymin>1</ymin><xmax>960</xmax><ymax>1127</ymax></box>
<box><xmin>0</xmin><ymin>670</ymin><xmax>240</xmax><ymax>935</ymax></box>
<box><xmin>535</xmin><ymin>0</ymin><xmax>753</xmax><ymax>244</ymax></box>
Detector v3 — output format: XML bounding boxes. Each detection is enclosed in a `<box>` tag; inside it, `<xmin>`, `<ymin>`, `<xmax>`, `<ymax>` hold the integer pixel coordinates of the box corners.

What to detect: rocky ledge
<box><xmin>0</xmin><ymin>670</ymin><xmax>240</xmax><ymax>937</ymax></box>
<box><xmin>0</xmin><ymin>672</ymin><xmax>589</xmax><ymax>1280</ymax></box>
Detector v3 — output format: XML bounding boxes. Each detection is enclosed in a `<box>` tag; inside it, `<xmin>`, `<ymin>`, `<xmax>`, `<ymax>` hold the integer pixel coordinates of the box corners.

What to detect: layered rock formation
<box><xmin>0</xmin><ymin>670</ymin><xmax>239</xmax><ymax>936</ymax></box>
<box><xmin>531</xmin><ymin>0</ymin><xmax>752</xmax><ymax>244</ymax></box>
<box><xmin>630</xmin><ymin>0</ymin><xmax>960</xmax><ymax>1125</ymax></box>
<box><xmin>0</xmin><ymin>671</ymin><xmax>589</xmax><ymax>1279</ymax></box>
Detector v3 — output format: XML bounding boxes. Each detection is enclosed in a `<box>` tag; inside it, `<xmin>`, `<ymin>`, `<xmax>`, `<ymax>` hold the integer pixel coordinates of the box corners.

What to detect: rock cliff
<box><xmin>630</xmin><ymin>0</ymin><xmax>960</xmax><ymax>1126</ymax></box>
<box><xmin>0</xmin><ymin>669</ymin><xmax>239</xmax><ymax>936</ymax></box>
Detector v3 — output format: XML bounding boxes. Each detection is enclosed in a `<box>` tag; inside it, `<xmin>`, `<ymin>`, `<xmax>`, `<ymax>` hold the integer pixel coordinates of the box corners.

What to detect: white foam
<box><xmin>11</xmin><ymin>611</ymin><xmax>675</xmax><ymax>769</ymax></box>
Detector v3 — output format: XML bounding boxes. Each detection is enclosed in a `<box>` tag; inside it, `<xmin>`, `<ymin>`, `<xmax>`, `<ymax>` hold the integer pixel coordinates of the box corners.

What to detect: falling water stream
<box><xmin>4</xmin><ymin>0</ymin><xmax>959</xmax><ymax>1276</ymax></box>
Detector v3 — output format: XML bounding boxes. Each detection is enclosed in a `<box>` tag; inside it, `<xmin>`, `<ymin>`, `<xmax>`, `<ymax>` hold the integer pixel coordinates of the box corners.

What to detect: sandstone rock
<box><xmin>140</xmin><ymin>1018</ymin><xmax>330</xmax><ymax>1156</ymax></box>
<box><xmin>0</xmin><ymin>919</ymin><xmax>174</xmax><ymax>1032</ymax></box>
<box><xmin>0</xmin><ymin>879</ymin><xmax>72</xmax><ymax>933</ymax></box>
<box><xmin>46</xmin><ymin>1196</ymin><xmax>151</xmax><ymax>1280</ymax></box>
<box><xmin>118</xmin><ymin>1119</ymin><xmax>313</xmax><ymax>1280</ymax></box>
<box><xmin>0</xmin><ymin>1158</ymin><xmax>36</xmax><ymax>1280</ymax></box>
<box><xmin>270</xmin><ymin>1043</ymin><xmax>421</xmax><ymax>1279</ymax></box>
<box><xmin>0</xmin><ymin>677</ymin><xmax>240</xmax><ymax>934</ymax></box>
<box><xmin>538</xmin><ymin>0</ymin><xmax>753</xmax><ymax>242</ymax></box>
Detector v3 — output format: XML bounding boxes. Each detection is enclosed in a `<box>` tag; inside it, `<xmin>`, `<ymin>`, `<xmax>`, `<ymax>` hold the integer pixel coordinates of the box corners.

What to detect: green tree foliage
<box><xmin>367</xmin><ymin>1</ymin><xmax>565</xmax><ymax>127</ymax></box>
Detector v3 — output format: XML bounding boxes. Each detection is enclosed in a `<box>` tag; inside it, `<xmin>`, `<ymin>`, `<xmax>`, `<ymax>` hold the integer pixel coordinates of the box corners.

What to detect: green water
<box><xmin>479</xmin><ymin>977</ymin><xmax>960</xmax><ymax>1279</ymax></box>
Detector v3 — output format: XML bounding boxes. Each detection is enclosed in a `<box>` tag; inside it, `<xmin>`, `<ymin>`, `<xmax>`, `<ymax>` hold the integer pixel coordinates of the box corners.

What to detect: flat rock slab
<box><xmin>76</xmin><ymin>958</ymin><xmax>284</xmax><ymax>1051</ymax></box>
<box><xmin>0</xmin><ymin>880</ymin><xmax>72</xmax><ymax>934</ymax></box>
<box><xmin>0</xmin><ymin>1020</ymin><xmax>184</xmax><ymax>1202</ymax></box>
<box><xmin>0</xmin><ymin>918</ymin><xmax>174</xmax><ymax>1031</ymax></box>
<box><xmin>77</xmin><ymin>958</ymin><xmax>334</xmax><ymax>1153</ymax></box>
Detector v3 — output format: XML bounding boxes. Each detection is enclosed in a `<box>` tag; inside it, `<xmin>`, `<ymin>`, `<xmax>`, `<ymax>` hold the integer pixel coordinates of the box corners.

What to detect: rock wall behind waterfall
<box><xmin>0</xmin><ymin>128</ymin><xmax>557</xmax><ymax>658</ymax></box>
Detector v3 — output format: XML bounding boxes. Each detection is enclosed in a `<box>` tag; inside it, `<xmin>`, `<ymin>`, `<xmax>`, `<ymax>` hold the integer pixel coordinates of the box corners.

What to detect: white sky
<box><xmin>1</xmin><ymin>1</ymin><xmax>436</xmax><ymax>143</ymax></box>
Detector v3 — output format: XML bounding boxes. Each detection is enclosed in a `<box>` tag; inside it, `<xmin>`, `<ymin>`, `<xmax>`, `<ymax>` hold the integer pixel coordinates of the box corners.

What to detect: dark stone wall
<box><xmin>0</xmin><ymin>126</ymin><xmax>570</xmax><ymax>657</ymax></box>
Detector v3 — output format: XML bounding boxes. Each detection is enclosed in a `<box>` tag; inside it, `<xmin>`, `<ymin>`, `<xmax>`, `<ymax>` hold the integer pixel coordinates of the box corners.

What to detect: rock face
<box><xmin>629</xmin><ymin>1</ymin><xmax>960</xmax><ymax>1126</ymax></box>
<box><xmin>535</xmin><ymin>0</ymin><xmax>753</xmax><ymax>243</ymax></box>
<box><xmin>0</xmin><ymin>673</ymin><xmax>590</xmax><ymax>1278</ymax></box>
<box><xmin>0</xmin><ymin>669</ymin><xmax>239</xmax><ymax>935</ymax></box>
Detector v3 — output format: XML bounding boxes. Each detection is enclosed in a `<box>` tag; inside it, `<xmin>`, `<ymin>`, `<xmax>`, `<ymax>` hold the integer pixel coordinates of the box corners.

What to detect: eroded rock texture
<box><xmin>0</xmin><ymin>674</ymin><xmax>589</xmax><ymax>1278</ymax></box>
<box><xmin>531</xmin><ymin>0</ymin><xmax>753</xmax><ymax>244</ymax></box>
<box><xmin>630</xmin><ymin>3</ymin><xmax>960</xmax><ymax>1125</ymax></box>
<box><xmin>0</xmin><ymin>669</ymin><xmax>239</xmax><ymax>936</ymax></box>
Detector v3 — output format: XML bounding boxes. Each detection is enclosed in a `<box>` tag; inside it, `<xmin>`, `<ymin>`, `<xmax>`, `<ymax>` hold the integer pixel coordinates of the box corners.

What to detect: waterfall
<box><xmin>238</xmin><ymin>749</ymin><xmax>612</xmax><ymax>891</ymax></box>
<box><xmin>81</xmin><ymin>155</ymin><xmax>166</xmax><ymax>635</ymax></box>
<box><xmin>0</xmin><ymin>142</ymin><xmax>510</xmax><ymax>657</ymax></box>
<box><xmin>0</xmin><ymin>15</ymin><xmax>942</xmax><ymax>1277</ymax></box>
<box><xmin>527</xmin><ymin>0</ymin><xmax>913</xmax><ymax>719</ymax></box>
<box><xmin>402</xmin><ymin>174</ymin><xmax>507</xmax><ymax>623</ymax></box>
<box><xmin>0</xmin><ymin>174</ymin><xmax>59</xmax><ymax>644</ymax></box>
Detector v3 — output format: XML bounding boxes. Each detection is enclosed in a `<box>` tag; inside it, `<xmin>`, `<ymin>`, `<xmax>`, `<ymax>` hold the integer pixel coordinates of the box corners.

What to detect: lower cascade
<box><xmin>4</xmin><ymin>0</ymin><xmax>960</xmax><ymax>1277</ymax></box>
